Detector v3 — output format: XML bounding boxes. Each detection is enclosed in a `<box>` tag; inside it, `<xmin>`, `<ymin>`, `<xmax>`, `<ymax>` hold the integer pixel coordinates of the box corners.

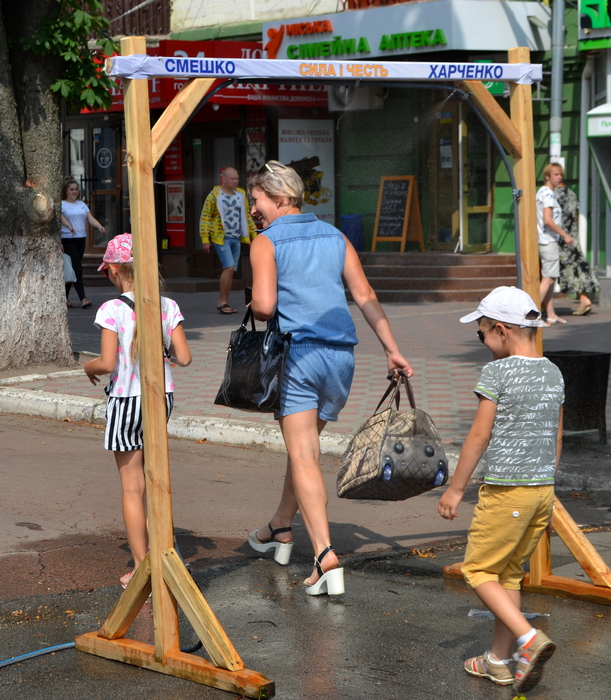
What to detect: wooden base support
<box><xmin>443</xmin><ymin>562</ymin><xmax>611</xmax><ymax>606</ymax></box>
<box><xmin>161</xmin><ymin>547</ymin><xmax>243</xmax><ymax>671</ymax></box>
<box><xmin>442</xmin><ymin>497</ymin><xmax>611</xmax><ymax>606</ymax></box>
<box><xmin>74</xmin><ymin>632</ymin><xmax>275</xmax><ymax>699</ymax></box>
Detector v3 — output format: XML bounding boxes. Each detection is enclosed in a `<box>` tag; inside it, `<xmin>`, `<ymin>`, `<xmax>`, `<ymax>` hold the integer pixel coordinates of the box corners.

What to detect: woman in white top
<box><xmin>61</xmin><ymin>176</ymin><xmax>105</xmax><ymax>308</ymax></box>
<box><xmin>536</xmin><ymin>163</ymin><xmax>574</xmax><ymax>325</ymax></box>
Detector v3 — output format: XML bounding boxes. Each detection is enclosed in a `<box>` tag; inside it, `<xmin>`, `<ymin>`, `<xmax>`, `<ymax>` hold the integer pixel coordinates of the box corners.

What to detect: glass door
<box><xmin>461</xmin><ymin>104</ymin><xmax>493</xmax><ymax>253</ymax></box>
<box><xmin>91</xmin><ymin>126</ymin><xmax>120</xmax><ymax>251</ymax></box>
<box><xmin>63</xmin><ymin>119</ymin><xmax>123</xmax><ymax>252</ymax></box>
<box><xmin>429</xmin><ymin>103</ymin><xmax>459</xmax><ymax>250</ymax></box>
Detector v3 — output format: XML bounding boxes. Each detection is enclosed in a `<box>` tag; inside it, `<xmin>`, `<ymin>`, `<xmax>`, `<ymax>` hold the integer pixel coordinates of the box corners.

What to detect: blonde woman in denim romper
<box><xmin>246</xmin><ymin>161</ymin><xmax>412</xmax><ymax>596</ymax></box>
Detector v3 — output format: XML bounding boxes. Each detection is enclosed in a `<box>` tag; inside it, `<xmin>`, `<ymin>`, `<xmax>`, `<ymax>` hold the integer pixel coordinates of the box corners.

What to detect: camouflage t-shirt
<box><xmin>220</xmin><ymin>191</ymin><xmax>242</xmax><ymax>238</ymax></box>
<box><xmin>474</xmin><ymin>356</ymin><xmax>564</xmax><ymax>486</ymax></box>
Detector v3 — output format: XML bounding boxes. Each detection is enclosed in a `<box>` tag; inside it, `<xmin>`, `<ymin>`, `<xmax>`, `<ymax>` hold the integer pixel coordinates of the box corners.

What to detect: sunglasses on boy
<box><xmin>477</xmin><ymin>323</ymin><xmax>513</xmax><ymax>344</ymax></box>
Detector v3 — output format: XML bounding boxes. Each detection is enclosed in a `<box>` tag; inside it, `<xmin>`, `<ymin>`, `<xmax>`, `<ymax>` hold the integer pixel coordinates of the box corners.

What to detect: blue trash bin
<box><xmin>340</xmin><ymin>214</ymin><xmax>364</xmax><ymax>251</ymax></box>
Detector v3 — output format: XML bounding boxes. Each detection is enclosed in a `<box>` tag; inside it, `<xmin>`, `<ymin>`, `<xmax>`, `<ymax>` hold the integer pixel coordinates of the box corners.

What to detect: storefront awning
<box><xmin>106</xmin><ymin>56</ymin><xmax>542</xmax><ymax>85</ymax></box>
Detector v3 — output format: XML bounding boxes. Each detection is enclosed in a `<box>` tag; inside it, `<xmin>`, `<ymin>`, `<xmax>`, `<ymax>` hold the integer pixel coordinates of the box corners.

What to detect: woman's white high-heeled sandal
<box><xmin>304</xmin><ymin>546</ymin><xmax>345</xmax><ymax>596</ymax></box>
<box><xmin>248</xmin><ymin>523</ymin><xmax>293</xmax><ymax>565</ymax></box>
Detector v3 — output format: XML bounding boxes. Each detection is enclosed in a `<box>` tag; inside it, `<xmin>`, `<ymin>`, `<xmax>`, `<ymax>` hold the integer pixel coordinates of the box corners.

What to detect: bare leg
<box><xmin>254</xmin><ymin>459</ymin><xmax>298</xmax><ymax>545</ymax></box>
<box><xmin>115</xmin><ymin>449</ymin><xmax>148</xmax><ymax>570</ymax></box>
<box><xmin>490</xmin><ymin>589</ymin><xmax>522</xmax><ymax>660</ymax></box>
<box><xmin>539</xmin><ymin>277</ymin><xmax>557</xmax><ymax>319</ymax></box>
<box><xmin>218</xmin><ymin>266</ymin><xmax>235</xmax><ymax>307</ymax></box>
<box><xmin>475</xmin><ymin>582</ymin><xmax>531</xmax><ymax>660</ymax></box>
<box><xmin>278</xmin><ymin>410</ymin><xmax>339</xmax><ymax>582</ymax></box>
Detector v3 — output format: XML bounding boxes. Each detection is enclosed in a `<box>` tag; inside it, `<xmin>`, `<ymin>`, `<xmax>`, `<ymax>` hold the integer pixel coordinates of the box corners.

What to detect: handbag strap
<box><xmin>240</xmin><ymin>306</ymin><xmax>283</xmax><ymax>333</ymax></box>
<box><xmin>240</xmin><ymin>306</ymin><xmax>256</xmax><ymax>331</ymax></box>
<box><xmin>374</xmin><ymin>370</ymin><xmax>416</xmax><ymax>413</ymax></box>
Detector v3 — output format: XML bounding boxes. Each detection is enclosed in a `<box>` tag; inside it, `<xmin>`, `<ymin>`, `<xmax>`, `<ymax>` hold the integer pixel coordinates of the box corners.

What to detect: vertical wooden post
<box><xmin>508</xmin><ymin>47</ymin><xmax>542</xmax><ymax>352</ymax></box>
<box><xmin>121</xmin><ymin>35</ymin><xmax>179</xmax><ymax>661</ymax></box>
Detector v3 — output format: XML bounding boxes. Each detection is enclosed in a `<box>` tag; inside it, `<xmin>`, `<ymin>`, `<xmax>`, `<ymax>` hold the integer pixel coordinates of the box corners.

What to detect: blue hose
<box><xmin>0</xmin><ymin>636</ymin><xmax>202</xmax><ymax>669</ymax></box>
<box><xmin>0</xmin><ymin>642</ymin><xmax>76</xmax><ymax>669</ymax></box>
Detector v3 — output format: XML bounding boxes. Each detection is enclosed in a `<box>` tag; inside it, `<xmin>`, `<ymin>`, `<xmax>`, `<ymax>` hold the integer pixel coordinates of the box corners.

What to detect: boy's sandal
<box><xmin>217</xmin><ymin>303</ymin><xmax>237</xmax><ymax>314</ymax></box>
<box><xmin>464</xmin><ymin>651</ymin><xmax>513</xmax><ymax>685</ymax></box>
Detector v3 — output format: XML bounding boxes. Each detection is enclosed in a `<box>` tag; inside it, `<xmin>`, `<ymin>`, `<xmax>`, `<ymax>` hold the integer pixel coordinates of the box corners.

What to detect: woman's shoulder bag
<box><xmin>337</xmin><ymin>371</ymin><xmax>448</xmax><ymax>501</ymax></box>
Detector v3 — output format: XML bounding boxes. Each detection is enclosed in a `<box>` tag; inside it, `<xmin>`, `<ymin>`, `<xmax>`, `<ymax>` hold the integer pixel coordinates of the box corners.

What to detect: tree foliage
<box><xmin>21</xmin><ymin>0</ymin><xmax>119</xmax><ymax>111</ymax></box>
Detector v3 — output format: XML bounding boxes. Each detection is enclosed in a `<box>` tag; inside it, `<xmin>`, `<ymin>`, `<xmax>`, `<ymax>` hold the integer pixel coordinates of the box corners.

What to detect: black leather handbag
<box><xmin>214</xmin><ymin>307</ymin><xmax>291</xmax><ymax>413</ymax></box>
<box><xmin>337</xmin><ymin>372</ymin><xmax>448</xmax><ymax>501</ymax></box>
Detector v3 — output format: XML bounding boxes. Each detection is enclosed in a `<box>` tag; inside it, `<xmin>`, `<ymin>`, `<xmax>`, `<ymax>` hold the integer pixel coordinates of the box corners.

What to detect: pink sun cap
<box><xmin>98</xmin><ymin>233</ymin><xmax>134</xmax><ymax>271</ymax></box>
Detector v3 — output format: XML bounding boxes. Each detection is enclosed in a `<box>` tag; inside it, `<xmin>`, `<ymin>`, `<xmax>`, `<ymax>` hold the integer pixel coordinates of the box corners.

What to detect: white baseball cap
<box><xmin>460</xmin><ymin>286</ymin><xmax>545</xmax><ymax>327</ymax></box>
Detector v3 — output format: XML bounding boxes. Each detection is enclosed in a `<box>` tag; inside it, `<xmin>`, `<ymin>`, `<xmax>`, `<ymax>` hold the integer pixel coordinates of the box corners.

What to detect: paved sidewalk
<box><xmin>1</xmin><ymin>288</ymin><xmax>610</xmax><ymax>485</ymax></box>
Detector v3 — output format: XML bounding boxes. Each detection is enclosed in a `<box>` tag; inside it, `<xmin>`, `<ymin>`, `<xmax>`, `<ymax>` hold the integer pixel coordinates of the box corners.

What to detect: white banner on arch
<box><xmin>106</xmin><ymin>55</ymin><xmax>542</xmax><ymax>84</ymax></box>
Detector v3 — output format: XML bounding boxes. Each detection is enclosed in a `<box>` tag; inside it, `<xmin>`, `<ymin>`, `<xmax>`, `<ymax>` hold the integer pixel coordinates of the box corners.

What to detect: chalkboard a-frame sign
<box><xmin>372</xmin><ymin>176</ymin><xmax>424</xmax><ymax>252</ymax></box>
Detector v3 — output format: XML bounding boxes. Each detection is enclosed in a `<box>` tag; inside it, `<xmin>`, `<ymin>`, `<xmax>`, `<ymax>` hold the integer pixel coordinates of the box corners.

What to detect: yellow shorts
<box><xmin>461</xmin><ymin>484</ymin><xmax>554</xmax><ymax>590</ymax></box>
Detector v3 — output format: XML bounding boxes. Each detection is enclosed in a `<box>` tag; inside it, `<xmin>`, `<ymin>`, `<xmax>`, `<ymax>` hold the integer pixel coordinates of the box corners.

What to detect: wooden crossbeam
<box><xmin>455</xmin><ymin>79</ymin><xmax>522</xmax><ymax>159</ymax></box>
<box><xmin>151</xmin><ymin>77</ymin><xmax>215</xmax><ymax>166</ymax></box>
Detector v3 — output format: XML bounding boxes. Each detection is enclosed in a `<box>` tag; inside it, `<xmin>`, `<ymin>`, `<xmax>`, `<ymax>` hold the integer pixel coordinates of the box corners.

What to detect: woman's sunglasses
<box><xmin>258</xmin><ymin>162</ymin><xmax>274</xmax><ymax>175</ymax></box>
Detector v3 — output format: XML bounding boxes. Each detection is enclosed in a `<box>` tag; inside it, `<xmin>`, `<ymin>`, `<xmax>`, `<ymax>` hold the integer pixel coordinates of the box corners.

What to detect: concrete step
<box><xmin>359</xmin><ymin>252</ymin><xmax>516</xmax><ymax>267</ymax></box>
<box><xmin>83</xmin><ymin>275</ymin><xmax>114</xmax><ymax>288</ymax></box>
<box><xmin>164</xmin><ymin>278</ymin><xmax>249</xmax><ymax>294</ymax></box>
<box><xmin>365</xmin><ymin>276</ymin><xmax>516</xmax><ymax>291</ymax></box>
<box><xmin>363</xmin><ymin>264</ymin><xmax>517</xmax><ymax>280</ymax></box>
<box><xmin>349</xmin><ymin>289</ymin><xmax>493</xmax><ymax>303</ymax></box>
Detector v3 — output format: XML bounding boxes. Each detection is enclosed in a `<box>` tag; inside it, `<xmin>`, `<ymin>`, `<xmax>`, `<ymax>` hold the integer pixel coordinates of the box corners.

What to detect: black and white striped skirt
<box><xmin>104</xmin><ymin>393</ymin><xmax>174</xmax><ymax>451</ymax></box>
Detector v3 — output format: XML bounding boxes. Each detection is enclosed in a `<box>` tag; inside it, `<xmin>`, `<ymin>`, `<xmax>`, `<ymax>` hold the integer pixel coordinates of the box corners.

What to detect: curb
<box><xmin>0</xmin><ymin>386</ymin><xmax>465</xmax><ymax>475</ymax></box>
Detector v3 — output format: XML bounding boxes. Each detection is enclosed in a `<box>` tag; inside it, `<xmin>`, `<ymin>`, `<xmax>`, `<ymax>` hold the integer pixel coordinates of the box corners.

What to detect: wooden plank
<box><xmin>522</xmin><ymin>574</ymin><xmax>611</xmax><ymax>606</ymax></box>
<box><xmin>161</xmin><ymin>548</ymin><xmax>243</xmax><ymax>671</ymax></box>
<box><xmin>100</xmin><ymin>554</ymin><xmax>152</xmax><ymax>640</ymax></box>
<box><xmin>75</xmin><ymin>633</ymin><xmax>275</xmax><ymax>699</ymax></box>
<box><xmin>121</xmin><ymin>35</ymin><xmax>179</xmax><ymax>663</ymax></box>
<box><xmin>551</xmin><ymin>498</ymin><xmax>611</xmax><ymax>587</ymax></box>
<box><xmin>508</xmin><ymin>47</ymin><xmax>542</xmax><ymax>353</ymax></box>
<box><xmin>151</xmin><ymin>78</ymin><xmax>215</xmax><ymax>166</ymax></box>
<box><xmin>455</xmin><ymin>80</ymin><xmax>522</xmax><ymax>159</ymax></box>
<box><xmin>528</xmin><ymin>530</ymin><xmax>552</xmax><ymax>586</ymax></box>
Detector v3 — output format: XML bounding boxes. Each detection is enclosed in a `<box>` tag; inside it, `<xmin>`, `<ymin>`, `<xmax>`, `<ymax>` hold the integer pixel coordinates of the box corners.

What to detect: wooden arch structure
<box><xmin>74</xmin><ymin>36</ymin><xmax>610</xmax><ymax>698</ymax></box>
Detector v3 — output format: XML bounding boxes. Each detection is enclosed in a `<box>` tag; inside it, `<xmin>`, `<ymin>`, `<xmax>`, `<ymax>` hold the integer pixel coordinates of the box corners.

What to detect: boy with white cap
<box><xmin>438</xmin><ymin>286</ymin><xmax>564</xmax><ymax>694</ymax></box>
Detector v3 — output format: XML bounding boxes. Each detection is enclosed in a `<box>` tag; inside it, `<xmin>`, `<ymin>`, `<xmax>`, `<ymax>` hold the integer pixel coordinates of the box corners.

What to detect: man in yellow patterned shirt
<box><xmin>199</xmin><ymin>167</ymin><xmax>257</xmax><ymax>313</ymax></box>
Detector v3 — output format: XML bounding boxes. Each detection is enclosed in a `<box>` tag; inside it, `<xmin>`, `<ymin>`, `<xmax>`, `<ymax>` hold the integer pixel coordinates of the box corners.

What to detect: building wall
<box><xmin>171</xmin><ymin>0</ymin><xmax>338</xmax><ymax>32</ymax></box>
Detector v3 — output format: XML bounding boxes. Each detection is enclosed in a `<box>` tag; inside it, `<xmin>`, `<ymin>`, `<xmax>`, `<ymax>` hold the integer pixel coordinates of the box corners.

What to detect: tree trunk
<box><xmin>0</xmin><ymin>0</ymin><xmax>75</xmax><ymax>370</ymax></box>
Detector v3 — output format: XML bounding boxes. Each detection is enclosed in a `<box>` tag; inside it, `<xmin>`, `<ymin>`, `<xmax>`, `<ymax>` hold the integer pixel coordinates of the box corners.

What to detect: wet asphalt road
<box><xmin>1</xmin><ymin>413</ymin><xmax>610</xmax><ymax>699</ymax></box>
<box><xmin>1</xmin><ymin>552</ymin><xmax>610</xmax><ymax>700</ymax></box>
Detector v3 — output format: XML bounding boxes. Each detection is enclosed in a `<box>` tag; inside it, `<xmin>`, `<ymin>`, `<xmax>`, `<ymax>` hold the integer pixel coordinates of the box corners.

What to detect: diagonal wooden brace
<box><xmin>161</xmin><ymin>547</ymin><xmax>243</xmax><ymax>671</ymax></box>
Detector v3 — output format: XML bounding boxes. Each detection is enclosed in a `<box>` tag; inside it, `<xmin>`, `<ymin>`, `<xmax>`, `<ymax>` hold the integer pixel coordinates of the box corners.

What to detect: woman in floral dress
<box><xmin>554</xmin><ymin>179</ymin><xmax>599</xmax><ymax>316</ymax></box>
